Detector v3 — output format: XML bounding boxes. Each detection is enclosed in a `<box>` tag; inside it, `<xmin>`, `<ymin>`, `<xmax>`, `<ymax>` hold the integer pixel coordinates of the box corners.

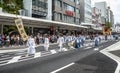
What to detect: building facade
<box><xmin>23</xmin><ymin>0</ymin><xmax>48</xmax><ymax>19</ymax></box>
<box><xmin>92</xmin><ymin>7</ymin><xmax>101</xmax><ymax>27</ymax></box>
<box><xmin>52</xmin><ymin>0</ymin><xmax>81</xmax><ymax>25</ymax></box>
<box><xmin>23</xmin><ymin>0</ymin><xmax>81</xmax><ymax>25</ymax></box>
<box><xmin>106</xmin><ymin>7</ymin><xmax>114</xmax><ymax>25</ymax></box>
<box><xmin>110</xmin><ymin>10</ymin><xmax>114</xmax><ymax>25</ymax></box>
<box><xmin>79</xmin><ymin>0</ymin><xmax>92</xmax><ymax>23</ymax></box>
<box><xmin>95</xmin><ymin>2</ymin><xmax>107</xmax><ymax>24</ymax></box>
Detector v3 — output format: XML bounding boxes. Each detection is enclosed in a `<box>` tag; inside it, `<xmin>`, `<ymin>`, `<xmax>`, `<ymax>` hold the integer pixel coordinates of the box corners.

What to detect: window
<box><xmin>85</xmin><ymin>3</ymin><xmax>91</xmax><ymax>9</ymax></box>
<box><xmin>70</xmin><ymin>0</ymin><xmax>75</xmax><ymax>2</ymax></box>
<box><xmin>76</xmin><ymin>9</ymin><xmax>80</xmax><ymax>14</ymax></box>
<box><xmin>64</xmin><ymin>3</ymin><xmax>67</xmax><ymax>10</ymax></box>
<box><xmin>54</xmin><ymin>12</ymin><xmax>62</xmax><ymax>20</ymax></box>
<box><xmin>68</xmin><ymin>5</ymin><xmax>74</xmax><ymax>12</ymax></box>
<box><xmin>55</xmin><ymin>0</ymin><xmax>62</xmax><ymax>7</ymax></box>
<box><xmin>64</xmin><ymin>15</ymin><xmax>75</xmax><ymax>23</ymax></box>
<box><xmin>76</xmin><ymin>18</ymin><xmax>80</xmax><ymax>24</ymax></box>
<box><xmin>86</xmin><ymin>10</ymin><xmax>92</xmax><ymax>16</ymax></box>
<box><xmin>32</xmin><ymin>0</ymin><xmax>48</xmax><ymax>13</ymax></box>
<box><xmin>64</xmin><ymin>3</ymin><xmax>75</xmax><ymax>12</ymax></box>
<box><xmin>76</xmin><ymin>0</ymin><xmax>79</xmax><ymax>5</ymax></box>
<box><xmin>85</xmin><ymin>0</ymin><xmax>91</xmax><ymax>4</ymax></box>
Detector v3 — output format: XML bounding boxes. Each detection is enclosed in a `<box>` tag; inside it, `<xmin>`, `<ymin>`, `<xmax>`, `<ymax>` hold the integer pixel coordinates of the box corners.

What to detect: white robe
<box><xmin>27</xmin><ymin>38</ymin><xmax>36</xmax><ymax>54</ymax></box>
<box><xmin>44</xmin><ymin>38</ymin><xmax>49</xmax><ymax>48</ymax></box>
<box><xmin>57</xmin><ymin>37</ymin><xmax>64</xmax><ymax>47</ymax></box>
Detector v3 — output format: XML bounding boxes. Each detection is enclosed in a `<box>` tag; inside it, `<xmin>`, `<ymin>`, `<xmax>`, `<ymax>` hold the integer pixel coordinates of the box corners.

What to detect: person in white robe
<box><xmin>44</xmin><ymin>34</ymin><xmax>49</xmax><ymax>51</ymax></box>
<box><xmin>57</xmin><ymin>34</ymin><xmax>64</xmax><ymax>52</ymax></box>
<box><xmin>27</xmin><ymin>35</ymin><xmax>36</xmax><ymax>55</ymax></box>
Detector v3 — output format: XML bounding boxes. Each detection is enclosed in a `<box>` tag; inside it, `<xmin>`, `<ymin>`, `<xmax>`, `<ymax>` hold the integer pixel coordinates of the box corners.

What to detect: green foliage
<box><xmin>105</xmin><ymin>21</ymin><xmax>111</xmax><ymax>28</ymax></box>
<box><xmin>3</xmin><ymin>25</ymin><xmax>18</xmax><ymax>34</ymax></box>
<box><xmin>1</xmin><ymin>0</ymin><xmax>23</xmax><ymax>14</ymax></box>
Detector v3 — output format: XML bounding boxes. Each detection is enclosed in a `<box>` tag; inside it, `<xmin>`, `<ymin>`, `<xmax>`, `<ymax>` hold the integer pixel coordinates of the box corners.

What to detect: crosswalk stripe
<box><xmin>63</xmin><ymin>48</ymin><xmax>68</xmax><ymax>51</ymax></box>
<box><xmin>94</xmin><ymin>48</ymin><xmax>99</xmax><ymax>51</ymax></box>
<box><xmin>34</xmin><ymin>52</ymin><xmax>41</xmax><ymax>58</ymax></box>
<box><xmin>84</xmin><ymin>47</ymin><xmax>91</xmax><ymax>50</ymax></box>
<box><xmin>50</xmin><ymin>50</ymin><xmax>57</xmax><ymax>54</ymax></box>
<box><xmin>7</xmin><ymin>56</ymin><xmax>21</xmax><ymax>64</ymax></box>
<box><xmin>0</xmin><ymin>57</ymin><xmax>12</xmax><ymax>61</ymax></box>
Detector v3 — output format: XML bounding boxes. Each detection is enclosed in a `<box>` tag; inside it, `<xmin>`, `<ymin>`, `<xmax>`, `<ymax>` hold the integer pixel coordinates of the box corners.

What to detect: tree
<box><xmin>1</xmin><ymin>0</ymin><xmax>23</xmax><ymax>14</ymax></box>
<box><xmin>105</xmin><ymin>21</ymin><xmax>111</xmax><ymax>28</ymax></box>
<box><xmin>3</xmin><ymin>25</ymin><xmax>18</xmax><ymax>34</ymax></box>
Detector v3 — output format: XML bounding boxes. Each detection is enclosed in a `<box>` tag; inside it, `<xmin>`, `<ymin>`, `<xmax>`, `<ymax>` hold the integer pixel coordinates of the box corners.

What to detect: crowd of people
<box><xmin>0</xmin><ymin>33</ymin><xmax>24</xmax><ymax>47</ymax></box>
<box><xmin>0</xmin><ymin>32</ymin><xmax>117</xmax><ymax>51</ymax></box>
<box><xmin>26</xmin><ymin>33</ymin><xmax>116</xmax><ymax>55</ymax></box>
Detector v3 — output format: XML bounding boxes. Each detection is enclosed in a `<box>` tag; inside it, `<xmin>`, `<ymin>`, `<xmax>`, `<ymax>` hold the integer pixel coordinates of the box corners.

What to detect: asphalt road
<box><xmin>0</xmin><ymin>40</ymin><xmax>95</xmax><ymax>62</ymax></box>
<box><xmin>0</xmin><ymin>40</ymin><xmax>118</xmax><ymax>73</ymax></box>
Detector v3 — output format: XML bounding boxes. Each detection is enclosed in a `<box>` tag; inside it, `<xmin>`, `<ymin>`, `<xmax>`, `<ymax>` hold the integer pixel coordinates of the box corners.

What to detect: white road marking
<box><xmin>50</xmin><ymin>50</ymin><xmax>57</xmax><ymax>54</ymax></box>
<box><xmin>0</xmin><ymin>60</ymin><xmax>9</xmax><ymax>64</ymax></box>
<box><xmin>84</xmin><ymin>47</ymin><xmax>91</xmax><ymax>50</ymax></box>
<box><xmin>94</xmin><ymin>48</ymin><xmax>99</xmax><ymax>51</ymax></box>
<box><xmin>100</xmin><ymin>51</ymin><xmax>120</xmax><ymax>73</ymax></box>
<box><xmin>34</xmin><ymin>52</ymin><xmax>41</xmax><ymax>58</ymax></box>
<box><xmin>100</xmin><ymin>41</ymin><xmax>120</xmax><ymax>73</ymax></box>
<box><xmin>85</xmin><ymin>44</ymin><xmax>89</xmax><ymax>46</ymax></box>
<box><xmin>7</xmin><ymin>56</ymin><xmax>21</xmax><ymax>64</ymax></box>
<box><xmin>0</xmin><ymin>57</ymin><xmax>12</xmax><ymax>61</ymax></box>
<box><xmin>62</xmin><ymin>48</ymin><xmax>68</xmax><ymax>51</ymax></box>
<box><xmin>50</xmin><ymin>63</ymin><xmax>75</xmax><ymax>73</ymax></box>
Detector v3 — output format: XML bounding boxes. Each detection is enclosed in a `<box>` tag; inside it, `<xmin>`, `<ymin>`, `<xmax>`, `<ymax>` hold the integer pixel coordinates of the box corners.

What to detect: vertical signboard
<box><xmin>15</xmin><ymin>18</ymin><xmax>28</xmax><ymax>41</ymax></box>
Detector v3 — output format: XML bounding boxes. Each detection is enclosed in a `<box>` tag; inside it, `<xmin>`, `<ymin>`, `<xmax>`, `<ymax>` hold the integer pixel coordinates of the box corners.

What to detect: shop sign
<box><xmin>65</xmin><ymin>10</ymin><xmax>74</xmax><ymax>16</ymax></box>
<box><xmin>15</xmin><ymin>18</ymin><xmax>28</xmax><ymax>41</ymax></box>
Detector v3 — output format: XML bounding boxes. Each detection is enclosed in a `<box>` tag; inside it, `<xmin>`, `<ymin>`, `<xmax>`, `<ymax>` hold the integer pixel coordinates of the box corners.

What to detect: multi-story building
<box><xmin>92</xmin><ymin>7</ymin><xmax>101</xmax><ymax>27</ymax></box>
<box><xmin>106</xmin><ymin>6</ymin><xmax>114</xmax><ymax>25</ymax></box>
<box><xmin>23</xmin><ymin>0</ymin><xmax>48</xmax><ymax>19</ymax></box>
<box><xmin>23</xmin><ymin>0</ymin><xmax>81</xmax><ymax>25</ymax></box>
<box><xmin>79</xmin><ymin>0</ymin><xmax>92</xmax><ymax>23</ymax></box>
<box><xmin>110</xmin><ymin>10</ymin><xmax>114</xmax><ymax>25</ymax></box>
<box><xmin>52</xmin><ymin>0</ymin><xmax>81</xmax><ymax>25</ymax></box>
<box><xmin>106</xmin><ymin>7</ymin><xmax>111</xmax><ymax>23</ymax></box>
<box><xmin>95</xmin><ymin>1</ymin><xmax>107</xmax><ymax>24</ymax></box>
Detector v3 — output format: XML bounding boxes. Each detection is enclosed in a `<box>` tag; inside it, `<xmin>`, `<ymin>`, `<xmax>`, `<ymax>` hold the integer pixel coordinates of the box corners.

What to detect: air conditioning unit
<box><xmin>19</xmin><ymin>9</ymin><xmax>28</xmax><ymax>16</ymax></box>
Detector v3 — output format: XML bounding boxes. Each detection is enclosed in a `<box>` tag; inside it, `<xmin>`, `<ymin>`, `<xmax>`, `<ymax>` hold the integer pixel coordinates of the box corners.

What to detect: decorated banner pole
<box><xmin>15</xmin><ymin>18</ymin><xmax>28</xmax><ymax>41</ymax></box>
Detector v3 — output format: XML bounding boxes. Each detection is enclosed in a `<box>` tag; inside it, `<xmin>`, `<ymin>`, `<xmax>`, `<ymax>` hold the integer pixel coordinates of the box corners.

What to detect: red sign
<box><xmin>65</xmin><ymin>10</ymin><xmax>74</xmax><ymax>16</ymax></box>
